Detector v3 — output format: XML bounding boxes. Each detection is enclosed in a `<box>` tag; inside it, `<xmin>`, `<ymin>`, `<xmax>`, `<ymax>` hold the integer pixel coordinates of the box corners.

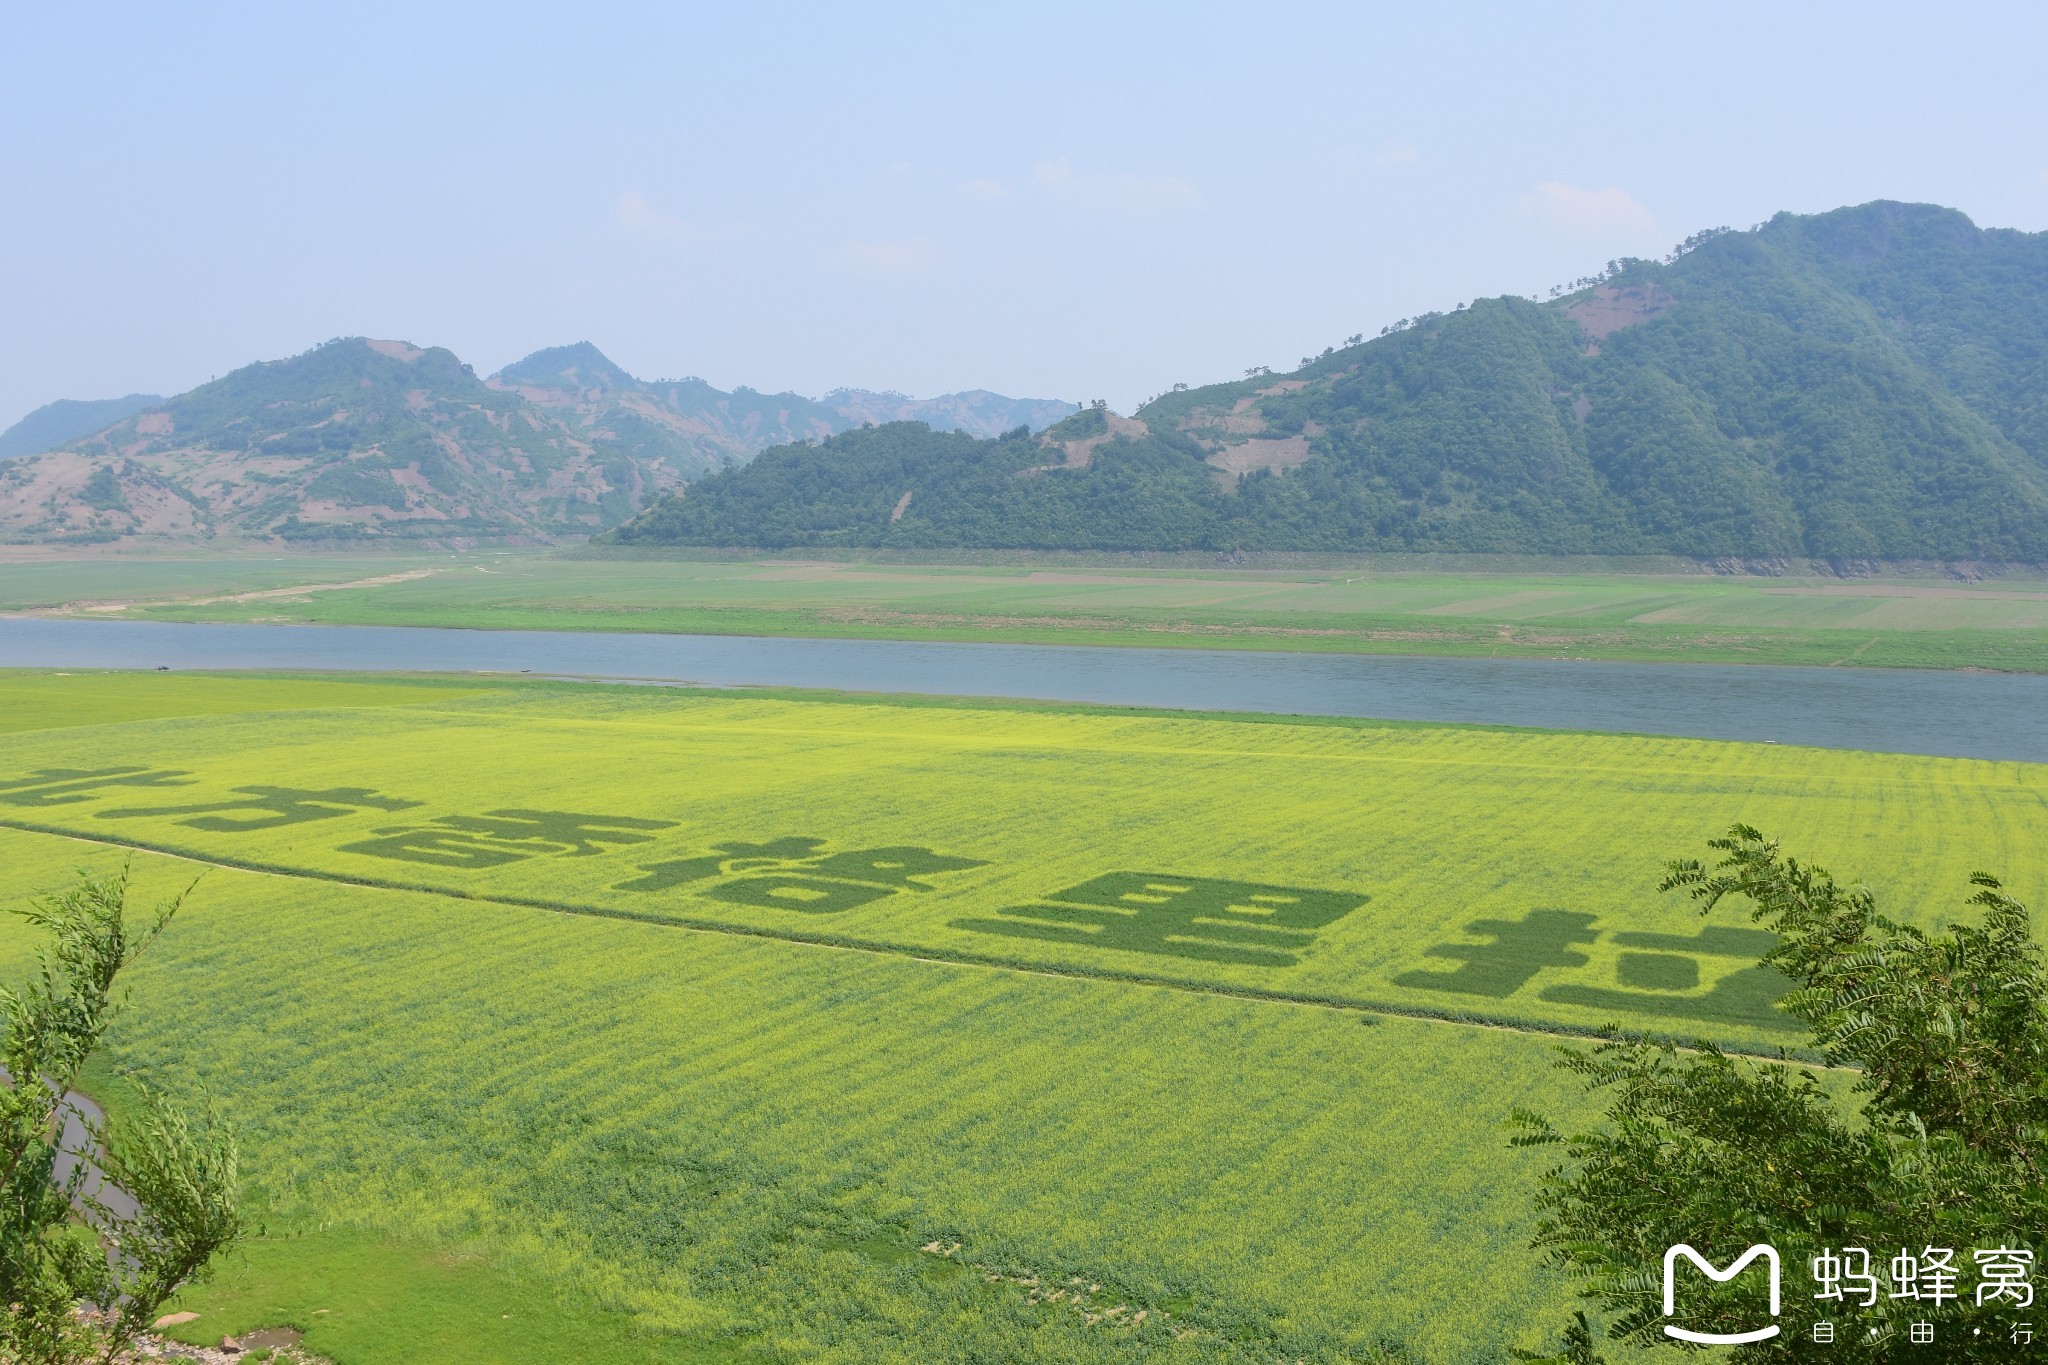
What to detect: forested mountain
<box><xmin>0</xmin><ymin>340</ymin><xmax>1072</xmax><ymax>544</ymax></box>
<box><xmin>609</xmin><ymin>409</ymin><xmax>1225</xmax><ymax>551</ymax></box>
<box><xmin>0</xmin><ymin>394</ymin><xmax>163</xmax><ymax>460</ymax></box>
<box><xmin>609</xmin><ymin>201</ymin><xmax>2048</xmax><ymax>561</ymax></box>
<box><xmin>0</xmin><ymin>339</ymin><xmax>680</xmax><ymax>544</ymax></box>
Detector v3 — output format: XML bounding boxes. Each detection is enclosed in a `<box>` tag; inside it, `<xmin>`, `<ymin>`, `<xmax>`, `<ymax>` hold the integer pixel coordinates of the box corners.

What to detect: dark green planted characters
<box><xmin>953</xmin><ymin>872</ymin><xmax>1369</xmax><ymax>966</ymax></box>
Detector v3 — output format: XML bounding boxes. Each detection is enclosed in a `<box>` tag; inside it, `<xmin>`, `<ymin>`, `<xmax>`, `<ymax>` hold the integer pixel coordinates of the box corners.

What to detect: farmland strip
<box><xmin>0</xmin><ymin>817</ymin><xmax>1832</xmax><ymax>1064</ymax></box>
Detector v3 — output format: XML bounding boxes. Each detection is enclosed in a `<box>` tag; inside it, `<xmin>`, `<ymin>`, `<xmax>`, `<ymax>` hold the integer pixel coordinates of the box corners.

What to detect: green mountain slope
<box><xmin>610</xmin><ymin>409</ymin><xmax>1228</xmax><ymax>551</ymax></box>
<box><xmin>0</xmin><ymin>395</ymin><xmax>163</xmax><ymax>460</ymax></box>
<box><xmin>0</xmin><ymin>339</ymin><xmax>1075</xmax><ymax>545</ymax></box>
<box><xmin>0</xmin><ymin>338</ymin><xmax>687</xmax><ymax>544</ymax></box>
<box><xmin>608</xmin><ymin>202</ymin><xmax>2048</xmax><ymax>561</ymax></box>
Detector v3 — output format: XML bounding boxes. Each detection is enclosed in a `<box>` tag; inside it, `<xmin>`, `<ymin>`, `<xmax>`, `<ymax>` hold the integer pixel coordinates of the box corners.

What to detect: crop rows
<box><xmin>5</xmin><ymin>685</ymin><xmax>2043</xmax><ymax>1052</ymax></box>
<box><xmin>4</xmin><ymin>674</ymin><xmax>2039</xmax><ymax>1362</ymax></box>
<box><xmin>1</xmin><ymin>824</ymin><xmax>1596</xmax><ymax>1362</ymax></box>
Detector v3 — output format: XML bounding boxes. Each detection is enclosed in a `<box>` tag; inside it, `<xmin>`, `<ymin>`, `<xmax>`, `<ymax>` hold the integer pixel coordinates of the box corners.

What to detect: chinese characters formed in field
<box><xmin>98</xmin><ymin>785</ymin><xmax>422</xmax><ymax>830</ymax></box>
<box><xmin>616</xmin><ymin>837</ymin><xmax>986</xmax><ymax>913</ymax></box>
<box><xmin>951</xmin><ymin>872</ymin><xmax>1369</xmax><ymax>967</ymax></box>
<box><xmin>0</xmin><ymin>765</ymin><xmax>1372</xmax><ymax>973</ymax></box>
<box><xmin>340</xmin><ymin>808</ymin><xmax>678</xmax><ymax>868</ymax></box>
<box><xmin>0</xmin><ymin>766</ymin><xmax>193</xmax><ymax>807</ymax></box>
<box><xmin>1398</xmin><ymin>907</ymin><xmax>1795</xmax><ymax>1030</ymax></box>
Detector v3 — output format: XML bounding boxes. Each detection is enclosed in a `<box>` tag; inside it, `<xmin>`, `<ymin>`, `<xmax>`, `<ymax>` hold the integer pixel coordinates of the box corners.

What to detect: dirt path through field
<box><xmin>45</xmin><ymin>568</ymin><xmax>442</xmax><ymax>616</ymax></box>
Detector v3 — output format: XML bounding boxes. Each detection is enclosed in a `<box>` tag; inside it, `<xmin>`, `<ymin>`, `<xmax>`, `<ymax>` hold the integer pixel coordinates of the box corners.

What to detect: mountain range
<box><xmin>0</xmin><ymin>343</ymin><xmax>1073</xmax><ymax>545</ymax></box>
<box><xmin>0</xmin><ymin>395</ymin><xmax>164</xmax><ymax>460</ymax></box>
<box><xmin>609</xmin><ymin>201</ymin><xmax>2048</xmax><ymax>563</ymax></box>
<box><xmin>12</xmin><ymin>200</ymin><xmax>2048</xmax><ymax>560</ymax></box>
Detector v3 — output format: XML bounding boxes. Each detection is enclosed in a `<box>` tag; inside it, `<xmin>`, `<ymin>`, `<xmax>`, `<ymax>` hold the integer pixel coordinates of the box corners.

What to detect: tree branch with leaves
<box><xmin>1512</xmin><ymin>826</ymin><xmax>2046</xmax><ymax>1360</ymax></box>
<box><xmin>0</xmin><ymin>865</ymin><xmax>241</xmax><ymax>1365</ymax></box>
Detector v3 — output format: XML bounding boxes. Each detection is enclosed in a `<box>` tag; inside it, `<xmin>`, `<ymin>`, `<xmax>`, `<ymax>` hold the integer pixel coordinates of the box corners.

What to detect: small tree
<box><xmin>0</xmin><ymin>866</ymin><xmax>241</xmax><ymax>1364</ymax></box>
<box><xmin>1513</xmin><ymin>826</ymin><xmax>2045</xmax><ymax>1361</ymax></box>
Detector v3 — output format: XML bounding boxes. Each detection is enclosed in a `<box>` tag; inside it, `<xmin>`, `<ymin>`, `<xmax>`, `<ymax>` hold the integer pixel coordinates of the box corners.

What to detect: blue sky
<box><xmin>4</xmin><ymin>1</ymin><xmax>2045</xmax><ymax>427</ymax></box>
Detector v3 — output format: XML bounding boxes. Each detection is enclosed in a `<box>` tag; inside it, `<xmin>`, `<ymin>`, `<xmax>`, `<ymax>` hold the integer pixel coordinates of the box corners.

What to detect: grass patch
<box><xmin>158</xmin><ymin>1228</ymin><xmax>743</xmax><ymax>1363</ymax></box>
<box><xmin>0</xmin><ymin>670</ymin><xmax>488</xmax><ymax>734</ymax></box>
<box><xmin>20</xmin><ymin>550</ymin><xmax>2048</xmax><ymax>671</ymax></box>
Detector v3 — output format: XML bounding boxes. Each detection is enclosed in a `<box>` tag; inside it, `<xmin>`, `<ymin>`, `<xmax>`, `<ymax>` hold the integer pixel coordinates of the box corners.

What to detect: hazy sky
<box><xmin>5</xmin><ymin>2</ymin><xmax>2045</xmax><ymax>428</ymax></box>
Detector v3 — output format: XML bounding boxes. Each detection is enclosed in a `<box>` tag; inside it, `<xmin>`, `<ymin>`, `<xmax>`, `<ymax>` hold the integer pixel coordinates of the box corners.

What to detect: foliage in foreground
<box><xmin>0</xmin><ymin>867</ymin><xmax>241</xmax><ymax>1365</ymax></box>
<box><xmin>1513</xmin><ymin>826</ymin><xmax>2046</xmax><ymax>1360</ymax></box>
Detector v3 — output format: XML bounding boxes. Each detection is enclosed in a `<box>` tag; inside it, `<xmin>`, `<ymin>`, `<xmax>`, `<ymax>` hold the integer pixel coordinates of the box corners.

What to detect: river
<box><xmin>2</xmin><ymin>616</ymin><xmax>2044</xmax><ymax>762</ymax></box>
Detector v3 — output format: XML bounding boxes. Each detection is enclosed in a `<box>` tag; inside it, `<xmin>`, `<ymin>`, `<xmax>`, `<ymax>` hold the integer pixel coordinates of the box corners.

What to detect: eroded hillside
<box><xmin>0</xmin><ymin>339</ymin><xmax>687</xmax><ymax>545</ymax></box>
<box><xmin>609</xmin><ymin>202</ymin><xmax>2048</xmax><ymax>560</ymax></box>
<box><xmin>0</xmin><ymin>339</ymin><xmax>1076</xmax><ymax>546</ymax></box>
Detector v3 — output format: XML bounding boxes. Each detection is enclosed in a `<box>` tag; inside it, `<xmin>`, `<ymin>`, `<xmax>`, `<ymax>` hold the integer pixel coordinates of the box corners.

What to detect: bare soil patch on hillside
<box><xmin>1024</xmin><ymin>413</ymin><xmax>1150</xmax><ymax>473</ymax></box>
<box><xmin>1566</xmin><ymin>283</ymin><xmax>1676</xmax><ymax>340</ymax></box>
<box><xmin>1206</xmin><ymin>422</ymin><xmax>1324</xmax><ymax>477</ymax></box>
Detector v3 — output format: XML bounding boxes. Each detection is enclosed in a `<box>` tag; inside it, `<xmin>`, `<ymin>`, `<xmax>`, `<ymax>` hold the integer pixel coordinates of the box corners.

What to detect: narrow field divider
<box><xmin>0</xmin><ymin>816</ymin><xmax>1832</xmax><ymax>1065</ymax></box>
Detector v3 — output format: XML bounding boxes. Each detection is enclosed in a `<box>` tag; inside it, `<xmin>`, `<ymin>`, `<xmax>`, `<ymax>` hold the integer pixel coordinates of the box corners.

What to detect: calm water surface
<box><xmin>2</xmin><ymin>616</ymin><xmax>2043</xmax><ymax>763</ymax></box>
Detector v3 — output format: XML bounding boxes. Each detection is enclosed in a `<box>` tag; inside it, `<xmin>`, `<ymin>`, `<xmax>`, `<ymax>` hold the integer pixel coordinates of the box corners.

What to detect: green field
<box><xmin>0</xmin><ymin>551</ymin><xmax>452</xmax><ymax>612</ymax></box>
<box><xmin>10</xmin><ymin>549</ymin><xmax>2048</xmax><ymax>670</ymax></box>
<box><xmin>0</xmin><ymin>670</ymin><xmax>2040</xmax><ymax>1361</ymax></box>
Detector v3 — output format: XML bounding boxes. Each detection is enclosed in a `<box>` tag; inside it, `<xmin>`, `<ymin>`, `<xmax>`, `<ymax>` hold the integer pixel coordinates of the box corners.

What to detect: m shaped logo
<box><xmin>1663</xmin><ymin>1244</ymin><xmax>1782</xmax><ymax>1344</ymax></box>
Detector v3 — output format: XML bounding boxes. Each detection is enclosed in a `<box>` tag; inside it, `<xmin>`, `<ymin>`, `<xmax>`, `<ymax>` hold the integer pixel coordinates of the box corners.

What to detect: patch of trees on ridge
<box><xmin>607</xmin><ymin>202</ymin><xmax>2048</xmax><ymax>561</ymax></box>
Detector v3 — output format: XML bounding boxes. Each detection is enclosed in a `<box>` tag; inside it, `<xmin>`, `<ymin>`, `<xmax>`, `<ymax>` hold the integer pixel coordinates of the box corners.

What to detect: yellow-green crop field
<box><xmin>0</xmin><ymin>671</ymin><xmax>2042</xmax><ymax>1362</ymax></box>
